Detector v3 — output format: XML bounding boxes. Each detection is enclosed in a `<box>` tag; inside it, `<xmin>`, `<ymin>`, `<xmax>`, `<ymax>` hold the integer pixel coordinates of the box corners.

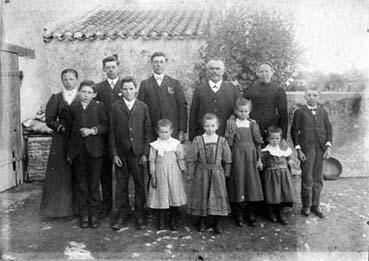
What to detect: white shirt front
<box><xmin>236</xmin><ymin>118</ymin><xmax>250</xmax><ymax>128</ymax></box>
<box><xmin>124</xmin><ymin>98</ymin><xmax>135</xmax><ymax>111</ymax></box>
<box><xmin>154</xmin><ymin>73</ymin><xmax>165</xmax><ymax>86</ymax></box>
<box><xmin>306</xmin><ymin>104</ymin><xmax>318</xmax><ymax>115</ymax></box>
<box><xmin>62</xmin><ymin>88</ymin><xmax>77</xmax><ymax>105</ymax></box>
<box><xmin>208</xmin><ymin>80</ymin><xmax>222</xmax><ymax>93</ymax></box>
<box><xmin>108</xmin><ymin>78</ymin><xmax>119</xmax><ymax>89</ymax></box>
<box><xmin>202</xmin><ymin>133</ymin><xmax>218</xmax><ymax>143</ymax></box>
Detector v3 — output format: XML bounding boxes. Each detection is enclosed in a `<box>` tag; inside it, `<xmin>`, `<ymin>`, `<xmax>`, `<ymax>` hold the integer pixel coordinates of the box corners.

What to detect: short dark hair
<box><xmin>157</xmin><ymin>119</ymin><xmax>173</xmax><ymax>131</ymax></box>
<box><xmin>60</xmin><ymin>68</ymin><xmax>78</xmax><ymax>80</ymax></box>
<box><xmin>78</xmin><ymin>80</ymin><xmax>96</xmax><ymax>93</ymax></box>
<box><xmin>267</xmin><ymin>125</ymin><xmax>282</xmax><ymax>137</ymax></box>
<box><xmin>202</xmin><ymin>113</ymin><xmax>219</xmax><ymax>126</ymax></box>
<box><xmin>102</xmin><ymin>55</ymin><xmax>119</xmax><ymax>67</ymax></box>
<box><xmin>235</xmin><ymin>98</ymin><xmax>252</xmax><ymax>111</ymax></box>
<box><xmin>151</xmin><ymin>52</ymin><xmax>168</xmax><ymax>62</ymax></box>
<box><xmin>120</xmin><ymin>76</ymin><xmax>137</xmax><ymax>89</ymax></box>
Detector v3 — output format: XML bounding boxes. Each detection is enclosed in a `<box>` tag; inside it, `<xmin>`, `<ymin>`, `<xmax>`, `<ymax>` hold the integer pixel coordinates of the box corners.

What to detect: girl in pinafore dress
<box><xmin>225</xmin><ymin>98</ymin><xmax>264</xmax><ymax>227</ymax></box>
<box><xmin>187</xmin><ymin>113</ymin><xmax>232</xmax><ymax>234</ymax></box>
<box><xmin>147</xmin><ymin>119</ymin><xmax>187</xmax><ymax>230</ymax></box>
<box><xmin>261</xmin><ymin>126</ymin><xmax>295</xmax><ymax>225</ymax></box>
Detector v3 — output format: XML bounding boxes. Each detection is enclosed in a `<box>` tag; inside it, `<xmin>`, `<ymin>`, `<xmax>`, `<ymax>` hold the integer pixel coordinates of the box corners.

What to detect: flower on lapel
<box><xmin>168</xmin><ymin>86</ymin><xmax>174</xmax><ymax>94</ymax></box>
<box><xmin>118</xmin><ymin>92</ymin><xmax>123</xmax><ymax>97</ymax></box>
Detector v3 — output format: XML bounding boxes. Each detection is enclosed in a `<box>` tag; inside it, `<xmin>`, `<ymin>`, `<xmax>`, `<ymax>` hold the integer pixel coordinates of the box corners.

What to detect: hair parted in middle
<box><xmin>156</xmin><ymin>118</ymin><xmax>173</xmax><ymax>131</ymax></box>
<box><xmin>235</xmin><ymin>97</ymin><xmax>252</xmax><ymax>110</ymax></box>
<box><xmin>267</xmin><ymin>125</ymin><xmax>283</xmax><ymax>137</ymax></box>
<box><xmin>202</xmin><ymin>113</ymin><xmax>219</xmax><ymax>126</ymax></box>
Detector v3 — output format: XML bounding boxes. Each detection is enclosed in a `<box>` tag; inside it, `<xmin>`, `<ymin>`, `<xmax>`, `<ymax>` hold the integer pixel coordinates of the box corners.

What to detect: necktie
<box><xmin>110</xmin><ymin>81</ymin><xmax>115</xmax><ymax>89</ymax></box>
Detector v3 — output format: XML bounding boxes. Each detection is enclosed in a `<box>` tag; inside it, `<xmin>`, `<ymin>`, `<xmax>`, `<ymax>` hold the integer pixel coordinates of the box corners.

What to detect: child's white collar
<box><xmin>262</xmin><ymin>144</ymin><xmax>292</xmax><ymax>157</ymax></box>
<box><xmin>202</xmin><ymin>133</ymin><xmax>218</xmax><ymax>143</ymax></box>
<box><xmin>236</xmin><ymin>118</ymin><xmax>250</xmax><ymax>128</ymax></box>
<box><xmin>150</xmin><ymin>137</ymin><xmax>180</xmax><ymax>156</ymax></box>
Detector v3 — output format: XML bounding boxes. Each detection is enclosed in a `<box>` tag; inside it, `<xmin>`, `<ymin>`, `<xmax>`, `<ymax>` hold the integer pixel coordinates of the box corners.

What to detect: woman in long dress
<box><xmin>39</xmin><ymin>69</ymin><xmax>79</xmax><ymax>218</ymax></box>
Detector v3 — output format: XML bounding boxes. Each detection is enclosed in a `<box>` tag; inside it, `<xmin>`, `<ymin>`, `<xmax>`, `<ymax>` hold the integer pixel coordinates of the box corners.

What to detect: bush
<box><xmin>195</xmin><ymin>1</ymin><xmax>299</xmax><ymax>91</ymax></box>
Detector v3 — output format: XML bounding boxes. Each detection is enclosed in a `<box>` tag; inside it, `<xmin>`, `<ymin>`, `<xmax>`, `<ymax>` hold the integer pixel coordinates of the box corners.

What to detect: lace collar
<box><xmin>150</xmin><ymin>137</ymin><xmax>180</xmax><ymax>156</ymax></box>
<box><xmin>262</xmin><ymin>144</ymin><xmax>292</xmax><ymax>157</ymax></box>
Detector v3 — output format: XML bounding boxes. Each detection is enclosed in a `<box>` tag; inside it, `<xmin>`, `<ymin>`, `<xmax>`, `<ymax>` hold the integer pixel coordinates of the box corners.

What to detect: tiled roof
<box><xmin>43</xmin><ymin>7</ymin><xmax>216</xmax><ymax>42</ymax></box>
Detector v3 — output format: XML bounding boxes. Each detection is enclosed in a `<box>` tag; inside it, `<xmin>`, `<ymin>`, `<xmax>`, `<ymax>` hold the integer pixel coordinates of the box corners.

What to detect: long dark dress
<box><xmin>243</xmin><ymin>82</ymin><xmax>288</xmax><ymax>139</ymax></box>
<box><xmin>187</xmin><ymin>136</ymin><xmax>232</xmax><ymax>216</ymax></box>
<box><xmin>225</xmin><ymin>120</ymin><xmax>264</xmax><ymax>203</ymax></box>
<box><xmin>261</xmin><ymin>147</ymin><xmax>295</xmax><ymax>205</ymax></box>
<box><xmin>39</xmin><ymin>92</ymin><xmax>75</xmax><ymax>217</ymax></box>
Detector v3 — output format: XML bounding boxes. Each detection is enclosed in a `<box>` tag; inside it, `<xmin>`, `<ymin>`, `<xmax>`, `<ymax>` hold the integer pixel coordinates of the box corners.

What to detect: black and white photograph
<box><xmin>1</xmin><ymin>0</ymin><xmax>369</xmax><ymax>260</ymax></box>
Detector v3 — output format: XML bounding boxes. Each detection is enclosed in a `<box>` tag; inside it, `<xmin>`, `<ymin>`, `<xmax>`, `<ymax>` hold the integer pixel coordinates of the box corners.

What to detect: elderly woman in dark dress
<box><xmin>243</xmin><ymin>62</ymin><xmax>288</xmax><ymax>144</ymax></box>
<box><xmin>39</xmin><ymin>69</ymin><xmax>79</xmax><ymax>218</ymax></box>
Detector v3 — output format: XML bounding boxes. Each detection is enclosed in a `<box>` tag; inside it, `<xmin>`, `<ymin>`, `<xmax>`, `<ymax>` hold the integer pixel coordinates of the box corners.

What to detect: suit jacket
<box><xmin>137</xmin><ymin>75</ymin><xmax>187</xmax><ymax>138</ymax></box>
<box><xmin>189</xmin><ymin>80</ymin><xmax>240</xmax><ymax>141</ymax></box>
<box><xmin>290</xmin><ymin>104</ymin><xmax>332</xmax><ymax>151</ymax></box>
<box><xmin>96</xmin><ymin>79</ymin><xmax>122</xmax><ymax>115</ymax></box>
<box><xmin>67</xmin><ymin>100</ymin><xmax>108</xmax><ymax>159</ymax></box>
<box><xmin>110</xmin><ymin>99</ymin><xmax>152</xmax><ymax>158</ymax></box>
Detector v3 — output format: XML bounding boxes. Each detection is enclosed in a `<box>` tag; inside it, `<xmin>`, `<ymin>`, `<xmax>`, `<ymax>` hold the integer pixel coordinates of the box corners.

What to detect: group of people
<box><xmin>39</xmin><ymin>52</ymin><xmax>333</xmax><ymax>235</ymax></box>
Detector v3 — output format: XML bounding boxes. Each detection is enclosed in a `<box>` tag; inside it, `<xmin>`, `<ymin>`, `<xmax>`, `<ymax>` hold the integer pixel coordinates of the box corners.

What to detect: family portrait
<box><xmin>1</xmin><ymin>0</ymin><xmax>369</xmax><ymax>260</ymax></box>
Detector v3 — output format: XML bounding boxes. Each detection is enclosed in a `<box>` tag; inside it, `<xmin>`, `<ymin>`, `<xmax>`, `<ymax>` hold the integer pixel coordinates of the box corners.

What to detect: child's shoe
<box><xmin>213</xmin><ymin>216</ymin><xmax>222</xmax><ymax>234</ymax></box>
<box><xmin>276</xmin><ymin>206</ymin><xmax>288</xmax><ymax>225</ymax></box>
<box><xmin>246</xmin><ymin>206</ymin><xmax>257</xmax><ymax>227</ymax></box>
<box><xmin>90</xmin><ymin>216</ymin><xmax>100</xmax><ymax>228</ymax></box>
<box><xmin>80</xmin><ymin>216</ymin><xmax>89</xmax><ymax>229</ymax></box>
<box><xmin>310</xmin><ymin>206</ymin><xmax>324</xmax><ymax>218</ymax></box>
<box><xmin>198</xmin><ymin>217</ymin><xmax>206</xmax><ymax>232</ymax></box>
<box><xmin>157</xmin><ymin>210</ymin><xmax>166</xmax><ymax>230</ymax></box>
<box><xmin>267</xmin><ymin>205</ymin><xmax>277</xmax><ymax>222</ymax></box>
<box><xmin>169</xmin><ymin>207</ymin><xmax>179</xmax><ymax>231</ymax></box>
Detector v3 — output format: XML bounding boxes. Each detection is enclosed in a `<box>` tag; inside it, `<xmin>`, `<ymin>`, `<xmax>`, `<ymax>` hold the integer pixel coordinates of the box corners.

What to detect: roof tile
<box><xmin>43</xmin><ymin>7</ymin><xmax>215</xmax><ymax>42</ymax></box>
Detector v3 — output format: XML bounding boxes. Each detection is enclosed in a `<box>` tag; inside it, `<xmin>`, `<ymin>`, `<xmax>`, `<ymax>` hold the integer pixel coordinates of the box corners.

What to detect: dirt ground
<box><xmin>1</xmin><ymin>176</ymin><xmax>369</xmax><ymax>261</ymax></box>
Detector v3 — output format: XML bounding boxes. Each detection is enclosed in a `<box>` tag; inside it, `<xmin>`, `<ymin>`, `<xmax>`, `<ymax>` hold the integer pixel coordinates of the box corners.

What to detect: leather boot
<box><xmin>247</xmin><ymin>204</ymin><xmax>257</xmax><ymax>227</ymax></box>
<box><xmin>198</xmin><ymin>217</ymin><xmax>206</xmax><ymax>232</ymax></box>
<box><xmin>169</xmin><ymin>207</ymin><xmax>179</xmax><ymax>231</ymax></box>
<box><xmin>213</xmin><ymin>216</ymin><xmax>222</xmax><ymax>234</ymax></box>
<box><xmin>276</xmin><ymin>205</ymin><xmax>288</xmax><ymax>225</ymax></box>
<box><xmin>267</xmin><ymin>205</ymin><xmax>277</xmax><ymax>222</ymax></box>
<box><xmin>157</xmin><ymin>210</ymin><xmax>165</xmax><ymax>230</ymax></box>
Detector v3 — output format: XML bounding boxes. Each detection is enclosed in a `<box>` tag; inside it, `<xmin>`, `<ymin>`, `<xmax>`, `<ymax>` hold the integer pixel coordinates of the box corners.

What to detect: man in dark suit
<box><xmin>67</xmin><ymin>80</ymin><xmax>108</xmax><ymax>228</ymax></box>
<box><xmin>137</xmin><ymin>52</ymin><xmax>187</xmax><ymax>142</ymax></box>
<box><xmin>95</xmin><ymin>55</ymin><xmax>122</xmax><ymax>219</ymax></box>
<box><xmin>110</xmin><ymin>77</ymin><xmax>152</xmax><ymax>230</ymax></box>
<box><xmin>291</xmin><ymin>89</ymin><xmax>332</xmax><ymax>218</ymax></box>
<box><xmin>189</xmin><ymin>59</ymin><xmax>240</xmax><ymax>141</ymax></box>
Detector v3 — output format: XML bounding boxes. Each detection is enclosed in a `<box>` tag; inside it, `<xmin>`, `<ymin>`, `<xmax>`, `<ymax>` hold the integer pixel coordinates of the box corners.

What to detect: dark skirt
<box><xmin>261</xmin><ymin>167</ymin><xmax>295</xmax><ymax>205</ymax></box>
<box><xmin>39</xmin><ymin>133</ymin><xmax>75</xmax><ymax>217</ymax></box>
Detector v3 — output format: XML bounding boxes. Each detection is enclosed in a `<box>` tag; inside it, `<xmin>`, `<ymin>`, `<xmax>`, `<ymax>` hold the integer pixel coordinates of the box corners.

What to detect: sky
<box><xmin>134</xmin><ymin>0</ymin><xmax>369</xmax><ymax>74</ymax></box>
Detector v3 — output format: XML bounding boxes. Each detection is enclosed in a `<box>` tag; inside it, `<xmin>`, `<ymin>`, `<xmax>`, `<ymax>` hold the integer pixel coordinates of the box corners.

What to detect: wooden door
<box><xmin>0</xmin><ymin>49</ymin><xmax>23</xmax><ymax>191</ymax></box>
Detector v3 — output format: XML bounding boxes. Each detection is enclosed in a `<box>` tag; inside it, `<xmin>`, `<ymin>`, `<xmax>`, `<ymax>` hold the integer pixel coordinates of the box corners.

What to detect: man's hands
<box><xmin>113</xmin><ymin>155</ymin><xmax>123</xmax><ymax>167</ymax></box>
<box><xmin>323</xmin><ymin>146</ymin><xmax>331</xmax><ymax>159</ymax></box>
<box><xmin>80</xmin><ymin>128</ymin><xmax>96</xmax><ymax>137</ymax></box>
<box><xmin>297</xmin><ymin>150</ymin><xmax>306</xmax><ymax>162</ymax></box>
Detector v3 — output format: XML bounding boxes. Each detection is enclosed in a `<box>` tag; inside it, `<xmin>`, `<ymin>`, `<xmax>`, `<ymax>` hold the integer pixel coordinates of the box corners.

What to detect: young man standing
<box><xmin>96</xmin><ymin>55</ymin><xmax>122</xmax><ymax>219</ymax></box>
<box><xmin>138</xmin><ymin>52</ymin><xmax>187</xmax><ymax>142</ymax></box>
